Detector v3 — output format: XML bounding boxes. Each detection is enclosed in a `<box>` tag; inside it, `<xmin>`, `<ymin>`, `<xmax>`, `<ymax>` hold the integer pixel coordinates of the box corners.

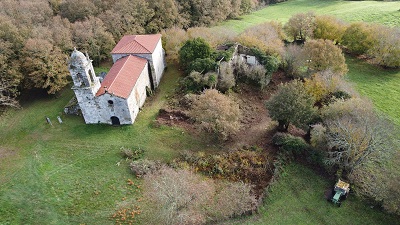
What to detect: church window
<box><xmin>88</xmin><ymin>69</ymin><xmax>95</xmax><ymax>83</ymax></box>
<box><xmin>108</xmin><ymin>100</ymin><xmax>114</xmax><ymax>105</ymax></box>
<box><xmin>76</xmin><ymin>73</ymin><xmax>84</xmax><ymax>86</ymax></box>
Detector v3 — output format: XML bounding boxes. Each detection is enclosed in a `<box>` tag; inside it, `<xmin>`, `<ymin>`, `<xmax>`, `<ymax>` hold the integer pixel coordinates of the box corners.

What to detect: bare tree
<box><xmin>0</xmin><ymin>77</ymin><xmax>20</xmax><ymax>109</ymax></box>
<box><xmin>143</xmin><ymin>167</ymin><xmax>213</xmax><ymax>225</ymax></box>
<box><xmin>143</xmin><ymin>167</ymin><xmax>257</xmax><ymax>224</ymax></box>
<box><xmin>321</xmin><ymin>98</ymin><xmax>394</xmax><ymax>174</ymax></box>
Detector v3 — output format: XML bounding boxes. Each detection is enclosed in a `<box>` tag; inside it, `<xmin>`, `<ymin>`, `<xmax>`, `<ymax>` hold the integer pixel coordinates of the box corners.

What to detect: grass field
<box><xmin>217</xmin><ymin>0</ymin><xmax>400</xmax><ymax>33</ymax></box>
<box><xmin>217</xmin><ymin>0</ymin><xmax>400</xmax><ymax>125</ymax></box>
<box><xmin>346</xmin><ymin>56</ymin><xmax>400</xmax><ymax>126</ymax></box>
<box><xmin>1</xmin><ymin>0</ymin><xmax>400</xmax><ymax>224</ymax></box>
<box><xmin>237</xmin><ymin>163</ymin><xmax>399</xmax><ymax>225</ymax></box>
<box><xmin>0</xmin><ymin>65</ymin><xmax>218</xmax><ymax>224</ymax></box>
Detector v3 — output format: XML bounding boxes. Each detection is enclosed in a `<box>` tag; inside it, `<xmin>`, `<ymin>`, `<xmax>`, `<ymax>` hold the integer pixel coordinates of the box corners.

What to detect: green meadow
<box><xmin>0</xmin><ymin>65</ymin><xmax>217</xmax><ymax>224</ymax></box>
<box><xmin>1</xmin><ymin>0</ymin><xmax>400</xmax><ymax>224</ymax></box>
<box><xmin>217</xmin><ymin>0</ymin><xmax>400</xmax><ymax>33</ymax></box>
<box><xmin>231</xmin><ymin>163</ymin><xmax>399</xmax><ymax>225</ymax></box>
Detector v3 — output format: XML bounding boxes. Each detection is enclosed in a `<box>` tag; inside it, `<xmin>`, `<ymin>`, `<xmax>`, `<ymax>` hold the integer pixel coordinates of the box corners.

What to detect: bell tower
<box><xmin>69</xmin><ymin>48</ymin><xmax>101</xmax><ymax>123</ymax></box>
<box><xmin>69</xmin><ymin>48</ymin><xmax>100</xmax><ymax>95</ymax></box>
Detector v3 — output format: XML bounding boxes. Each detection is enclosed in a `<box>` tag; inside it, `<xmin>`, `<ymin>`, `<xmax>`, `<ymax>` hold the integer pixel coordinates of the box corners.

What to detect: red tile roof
<box><xmin>96</xmin><ymin>55</ymin><xmax>148</xmax><ymax>99</ymax></box>
<box><xmin>111</xmin><ymin>34</ymin><xmax>161</xmax><ymax>54</ymax></box>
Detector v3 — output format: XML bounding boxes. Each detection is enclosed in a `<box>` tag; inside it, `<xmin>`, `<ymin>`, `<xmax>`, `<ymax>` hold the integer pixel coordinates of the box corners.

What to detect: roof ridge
<box><xmin>133</xmin><ymin>36</ymin><xmax>151</xmax><ymax>53</ymax></box>
<box><xmin>107</xmin><ymin>55</ymin><xmax>131</xmax><ymax>94</ymax></box>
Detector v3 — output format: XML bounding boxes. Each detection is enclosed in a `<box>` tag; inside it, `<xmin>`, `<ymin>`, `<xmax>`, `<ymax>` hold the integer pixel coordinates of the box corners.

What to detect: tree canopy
<box><xmin>266</xmin><ymin>80</ymin><xmax>317</xmax><ymax>131</ymax></box>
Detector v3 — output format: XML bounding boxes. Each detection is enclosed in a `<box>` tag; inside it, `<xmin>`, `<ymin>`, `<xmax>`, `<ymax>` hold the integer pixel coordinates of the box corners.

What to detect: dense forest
<box><xmin>0</xmin><ymin>0</ymin><xmax>274</xmax><ymax>109</ymax></box>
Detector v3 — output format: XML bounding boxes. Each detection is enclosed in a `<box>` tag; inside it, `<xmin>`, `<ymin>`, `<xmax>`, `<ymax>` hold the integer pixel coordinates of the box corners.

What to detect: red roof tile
<box><xmin>111</xmin><ymin>34</ymin><xmax>161</xmax><ymax>54</ymax></box>
<box><xmin>96</xmin><ymin>55</ymin><xmax>148</xmax><ymax>99</ymax></box>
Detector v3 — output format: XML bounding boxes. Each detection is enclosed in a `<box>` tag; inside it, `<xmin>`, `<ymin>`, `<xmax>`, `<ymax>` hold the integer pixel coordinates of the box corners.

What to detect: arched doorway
<box><xmin>111</xmin><ymin>116</ymin><xmax>120</xmax><ymax>125</ymax></box>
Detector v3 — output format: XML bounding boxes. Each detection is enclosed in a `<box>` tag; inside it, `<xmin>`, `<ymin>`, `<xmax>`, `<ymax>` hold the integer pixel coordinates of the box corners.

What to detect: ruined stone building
<box><xmin>68</xmin><ymin>34</ymin><xmax>166</xmax><ymax>125</ymax></box>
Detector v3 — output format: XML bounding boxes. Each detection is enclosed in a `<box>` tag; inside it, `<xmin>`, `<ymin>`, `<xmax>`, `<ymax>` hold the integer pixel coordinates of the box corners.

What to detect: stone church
<box><xmin>68</xmin><ymin>34</ymin><xmax>166</xmax><ymax>125</ymax></box>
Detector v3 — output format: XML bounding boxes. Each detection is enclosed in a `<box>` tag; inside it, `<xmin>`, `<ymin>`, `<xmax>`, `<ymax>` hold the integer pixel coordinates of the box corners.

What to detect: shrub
<box><xmin>189</xmin><ymin>89</ymin><xmax>241</xmax><ymax>141</ymax></box>
<box><xmin>130</xmin><ymin>159</ymin><xmax>162</xmax><ymax>177</ymax></box>
<box><xmin>179</xmin><ymin>38</ymin><xmax>213</xmax><ymax>70</ymax></box>
<box><xmin>180</xmin><ymin>71</ymin><xmax>217</xmax><ymax>93</ymax></box>
<box><xmin>236</xmin><ymin>22</ymin><xmax>284</xmax><ymax>56</ymax></box>
<box><xmin>173</xmin><ymin>148</ymin><xmax>273</xmax><ymax>186</ymax></box>
<box><xmin>217</xmin><ymin>62</ymin><xmax>236</xmax><ymax>92</ymax></box>
<box><xmin>142</xmin><ymin>167</ymin><xmax>258</xmax><ymax>224</ymax></box>
<box><xmin>282</xmin><ymin>44</ymin><xmax>307</xmax><ymax>78</ymax></box>
<box><xmin>120</xmin><ymin>147</ymin><xmax>144</xmax><ymax>160</ymax></box>
<box><xmin>209</xmin><ymin>181</ymin><xmax>257</xmax><ymax>220</ymax></box>
<box><xmin>304</xmin><ymin>39</ymin><xmax>348</xmax><ymax>76</ymax></box>
<box><xmin>250</xmin><ymin>48</ymin><xmax>281</xmax><ymax>73</ymax></box>
<box><xmin>313</xmin><ymin>15</ymin><xmax>347</xmax><ymax>44</ymax></box>
<box><xmin>187</xmin><ymin>58</ymin><xmax>217</xmax><ymax>74</ymax></box>
<box><xmin>143</xmin><ymin>167</ymin><xmax>212</xmax><ymax>225</ymax></box>
<box><xmin>368</xmin><ymin>25</ymin><xmax>400</xmax><ymax>68</ymax></box>
<box><xmin>342</xmin><ymin>22</ymin><xmax>376</xmax><ymax>55</ymax></box>
<box><xmin>272</xmin><ymin>132</ymin><xmax>311</xmax><ymax>156</ymax></box>
<box><xmin>304</xmin><ymin>70</ymin><xmax>348</xmax><ymax>104</ymax></box>
<box><xmin>233</xmin><ymin>59</ymin><xmax>271</xmax><ymax>89</ymax></box>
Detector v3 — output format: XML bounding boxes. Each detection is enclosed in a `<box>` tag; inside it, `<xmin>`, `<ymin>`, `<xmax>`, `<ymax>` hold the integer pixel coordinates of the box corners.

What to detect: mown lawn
<box><xmin>217</xmin><ymin>0</ymin><xmax>400</xmax><ymax>33</ymax></box>
<box><xmin>0</xmin><ymin>64</ymin><xmax>217</xmax><ymax>224</ymax></box>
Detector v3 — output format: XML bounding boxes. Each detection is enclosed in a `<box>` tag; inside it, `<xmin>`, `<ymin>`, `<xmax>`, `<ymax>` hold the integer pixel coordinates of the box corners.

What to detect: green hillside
<box><xmin>217</xmin><ymin>0</ymin><xmax>400</xmax><ymax>33</ymax></box>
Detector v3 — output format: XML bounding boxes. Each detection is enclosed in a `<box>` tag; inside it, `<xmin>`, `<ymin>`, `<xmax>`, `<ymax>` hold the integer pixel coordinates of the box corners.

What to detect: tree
<box><xmin>0</xmin><ymin>0</ymin><xmax>53</xmax><ymax>27</ymax></box>
<box><xmin>189</xmin><ymin>89</ymin><xmax>241</xmax><ymax>141</ymax></box>
<box><xmin>146</xmin><ymin>0</ymin><xmax>184</xmax><ymax>33</ymax></box>
<box><xmin>72</xmin><ymin>16</ymin><xmax>115</xmax><ymax>66</ymax></box>
<box><xmin>342</xmin><ymin>22</ymin><xmax>376</xmax><ymax>55</ymax></box>
<box><xmin>59</xmin><ymin>0</ymin><xmax>97</xmax><ymax>22</ymax></box>
<box><xmin>187</xmin><ymin>27</ymin><xmax>236</xmax><ymax>48</ymax></box>
<box><xmin>266</xmin><ymin>80</ymin><xmax>316</xmax><ymax>131</ymax></box>
<box><xmin>282</xmin><ymin>44</ymin><xmax>307</xmax><ymax>78</ymax></box>
<box><xmin>284</xmin><ymin>12</ymin><xmax>316</xmax><ymax>43</ymax></box>
<box><xmin>0</xmin><ymin>51</ymin><xmax>21</xmax><ymax>109</ymax></box>
<box><xmin>313</xmin><ymin>15</ymin><xmax>347</xmax><ymax>44</ymax></box>
<box><xmin>21</xmin><ymin>39</ymin><xmax>69</xmax><ymax>94</ymax></box>
<box><xmin>304</xmin><ymin>70</ymin><xmax>345</xmax><ymax>103</ymax></box>
<box><xmin>99</xmin><ymin>0</ymin><xmax>154</xmax><ymax>40</ymax></box>
<box><xmin>179</xmin><ymin>38</ymin><xmax>213</xmax><ymax>70</ymax></box>
<box><xmin>236</xmin><ymin>22</ymin><xmax>284</xmax><ymax>56</ymax></box>
<box><xmin>368</xmin><ymin>25</ymin><xmax>400</xmax><ymax>68</ymax></box>
<box><xmin>161</xmin><ymin>27</ymin><xmax>189</xmax><ymax>62</ymax></box>
<box><xmin>319</xmin><ymin>98</ymin><xmax>393</xmax><ymax>174</ymax></box>
<box><xmin>304</xmin><ymin>39</ymin><xmax>348</xmax><ymax>76</ymax></box>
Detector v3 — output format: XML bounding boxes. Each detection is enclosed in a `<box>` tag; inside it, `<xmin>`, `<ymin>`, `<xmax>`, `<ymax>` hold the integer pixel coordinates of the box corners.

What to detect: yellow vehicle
<box><xmin>331</xmin><ymin>179</ymin><xmax>350</xmax><ymax>207</ymax></box>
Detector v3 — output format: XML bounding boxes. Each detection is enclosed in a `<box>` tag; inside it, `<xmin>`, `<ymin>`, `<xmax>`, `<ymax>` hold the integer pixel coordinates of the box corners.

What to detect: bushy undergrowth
<box><xmin>272</xmin><ymin>132</ymin><xmax>323</xmax><ymax>165</ymax></box>
<box><xmin>120</xmin><ymin>146</ymin><xmax>145</xmax><ymax>160</ymax></box>
<box><xmin>142</xmin><ymin>167</ymin><xmax>258</xmax><ymax>225</ymax></box>
<box><xmin>130</xmin><ymin>159</ymin><xmax>162</xmax><ymax>177</ymax></box>
<box><xmin>172</xmin><ymin>148</ymin><xmax>273</xmax><ymax>188</ymax></box>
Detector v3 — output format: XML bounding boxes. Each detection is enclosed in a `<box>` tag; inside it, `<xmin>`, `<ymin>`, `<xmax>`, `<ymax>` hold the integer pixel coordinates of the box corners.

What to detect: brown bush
<box><xmin>189</xmin><ymin>89</ymin><xmax>241</xmax><ymax>141</ymax></box>
<box><xmin>142</xmin><ymin>167</ymin><xmax>258</xmax><ymax>224</ymax></box>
